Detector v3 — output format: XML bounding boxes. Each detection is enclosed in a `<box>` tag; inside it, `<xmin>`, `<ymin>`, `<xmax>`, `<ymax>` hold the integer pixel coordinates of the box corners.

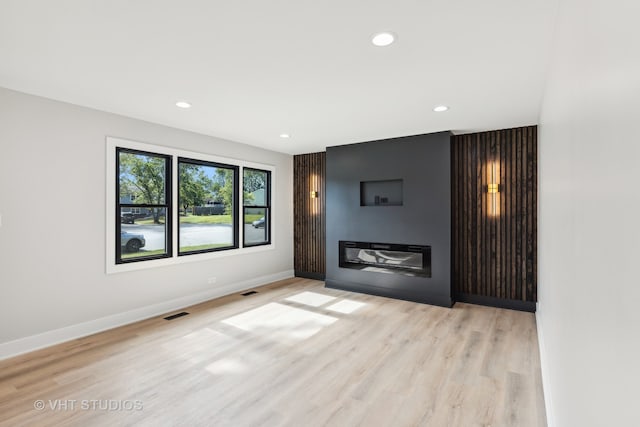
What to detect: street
<box><xmin>122</xmin><ymin>223</ymin><xmax>267</xmax><ymax>251</ymax></box>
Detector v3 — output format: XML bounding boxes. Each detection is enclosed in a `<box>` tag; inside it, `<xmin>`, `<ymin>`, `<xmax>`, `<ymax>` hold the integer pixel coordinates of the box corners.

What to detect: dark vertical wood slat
<box><xmin>466</xmin><ymin>135</ymin><xmax>473</xmax><ymax>295</ymax></box>
<box><xmin>484</xmin><ymin>132</ymin><xmax>491</xmax><ymax>297</ymax></box>
<box><xmin>478</xmin><ymin>133</ymin><xmax>484</xmax><ymax>296</ymax></box>
<box><xmin>320</xmin><ymin>152</ymin><xmax>326</xmax><ymax>272</ymax></box>
<box><xmin>520</xmin><ymin>132</ymin><xmax>525</xmax><ymax>301</ymax></box>
<box><xmin>502</xmin><ymin>129</ymin><xmax>508</xmax><ymax>301</ymax></box>
<box><xmin>491</xmin><ymin>131</ymin><xmax>496</xmax><ymax>297</ymax></box>
<box><xmin>320</xmin><ymin>152</ymin><xmax>323</xmax><ymax>271</ymax></box>
<box><xmin>451</xmin><ymin>138</ymin><xmax>457</xmax><ymax>292</ymax></box>
<box><xmin>489</xmin><ymin>132</ymin><xmax>499</xmax><ymax>295</ymax></box>
<box><xmin>505</xmin><ymin>129</ymin><xmax>511</xmax><ymax>300</ymax></box>
<box><xmin>458</xmin><ymin>138</ymin><xmax>464</xmax><ymax>293</ymax></box>
<box><xmin>528</xmin><ymin>129</ymin><xmax>533</xmax><ymax>301</ymax></box>
<box><xmin>451</xmin><ymin>125</ymin><xmax>537</xmax><ymax>304</ymax></box>
<box><xmin>511</xmin><ymin>127</ymin><xmax>517</xmax><ymax>299</ymax></box>
<box><xmin>457</xmin><ymin>137</ymin><xmax>463</xmax><ymax>294</ymax></box>
<box><xmin>310</xmin><ymin>154</ymin><xmax>315</xmax><ymax>273</ymax></box>
<box><xmin>458</xmin><ymin>138</ymin><xmax>462</xmax><ymax>292</ymax></box>
<box><xmin>308</xmin><ymin>153</ymin><xmax>313</xmax><ymax>273</ymax></box>
<box><xmin>302</xmin><ymin>153</ymin><xmax>306</xmax><ymax>272</ymax></box>
<box><xmin>524</xmin><ymin>129</ymin><xmax>533</xmax><ymax>301</ymax></box>
<box><xmin>303</xmin><ymin>153</ymin><xmax>308</xmax><ymax>272</ymax></box>
<box><xmin>517</xmin><ymin>128</ymin><xmax>523</xmax><ymax>300</ymax></box>
<box><xmin>467</xmin><ymin>134</ymin><xmax>471</xmax><ymax>295</ymax></box>
<box><xmin>320</xmin><ymin>152</ymin><xmax>326</xmax><ymax>274</ymax></box>
<box><xmin>457</xmin><ymin>138</ymin><xmax>461</xmax><ymax>294</ymax></box>
<box><xmin>481</xmin><ymin>132</ymin><xmax>487</xmax><ymax>296</ymax></box>
<box><xmin>293</xmin><ymin>152</ymin><xmax>326</xmax><ymax>277</ymax></box>
<box><xmin>456</xmin><ymin>137</ymin><xmax>461</xmax><ymax>293</ymax></box>
<box><xmin>507</xmin><ymin>131</ymin><xmax>512</xmax><ymax>300</ymax></box>
<box><xmin>513</xmin><ymin>128</ymin><xmax>520</xmax><ymax>300</ymax></box>
<box><xmin>510</xmin><ymin>128</ymin><xmax>517</xmax><ymax>300</ymax></box>
<box><xmin>516</xmin><ymin>127</ymin><xmax>522</xmax><ymax>301</ymax></box>
<box><xmin>502</xmin><ymin>129</ymin><xmax>509</xmax><ymax>301</ymax></box>
<box><xmin>459</xmin><ymin>138</ymin><xmax>464</xmax><ymax>293</ymax></box>
<box><xmin>475</xmin><ymin>134</ymin><xmax>480</xmax><ymax>296</ymax></box>
<box><xmin>312</xmin><ymin>152</ymin><xmax>315</xmax><ymax>273</ymax></box>
<box><xmin>496</xmin><ymin>130</ymin><xmax>503</xmax><ymax>300</ymax></box>
<box><xmin>522</xmin><ymin>128</ymin><xmax>529</xmax><ymax>301</ymax></box>
<box><xmin>467</xmin><ymin>135</ymin><xmax>472</xmax><ymax>295</ymax></box>
<box><xmin>460</xmin><ymin>138</ymin><xmax>464</xmax><ymax>292</ymax></box>
<box><xmin>532</xmin><ymin>127</ymin><xmax>538</xmax><ymax>302</ymax></box>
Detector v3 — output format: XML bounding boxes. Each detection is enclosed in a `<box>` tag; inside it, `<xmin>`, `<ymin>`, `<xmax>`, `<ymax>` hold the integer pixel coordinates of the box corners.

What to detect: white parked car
<box><xmin>121</xmin><ymin>231</ymin><xmax>146</xmax><ymax>252</ymax></box>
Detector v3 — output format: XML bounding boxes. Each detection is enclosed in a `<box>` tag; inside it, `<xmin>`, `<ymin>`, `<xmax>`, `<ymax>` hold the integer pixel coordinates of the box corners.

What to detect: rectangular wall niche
<box><xmin>339</xmin><ymin>241</ymin><xmax>431</xmax><ymax>278</ymax></box>
<box><xmin>360</xmin><ymin>179</ymin><xmax>403</xmax><ymax>206</ymax></box>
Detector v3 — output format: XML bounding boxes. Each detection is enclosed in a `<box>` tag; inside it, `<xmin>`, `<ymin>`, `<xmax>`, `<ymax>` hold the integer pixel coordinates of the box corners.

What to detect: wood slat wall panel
<box><xmin>451</xmin><ymin>126</ymin><xmax>537</xmax><ymax>303</ymax></box>
<box><xmin>293</xmin><ymin>152</ymin><xmax>326</xmax><ymax>278</ymax></box>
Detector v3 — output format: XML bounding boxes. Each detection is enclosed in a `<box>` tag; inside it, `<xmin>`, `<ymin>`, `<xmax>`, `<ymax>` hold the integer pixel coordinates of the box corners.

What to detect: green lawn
<box><xmin>136</xmin><ymin>214</ymin><xmax>263</xmax><ymax>225</ymax></box>
<box><xmin>135</xmin><ymin>218</ymin><xmax>166</xmax><ymax>225</ymax></box>
<box><xmin>180</xmin><ymin>243</ymin><xmax>231</xmax><ymax>252</ymax></box>
<box><xmin>121</xmin><ymin>249</ymin><xmax>166</xmax><ymax>259</ymax></box>
<box><xmin>243</xmin><ymin>214</ymin><xmax>263</xmax><ymax>224</ymax></box>
<box><xmin>121</xmin><ymin>243</ymin><xmax>231</xmax><ymax>259</ymax></box>
<box><xmin>180</xmin><ymin>215</ymin><xmax>232</xmax><ymax>224</ymax></box>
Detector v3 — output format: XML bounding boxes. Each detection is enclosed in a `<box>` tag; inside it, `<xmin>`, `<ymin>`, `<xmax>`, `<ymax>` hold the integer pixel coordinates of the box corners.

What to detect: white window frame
<box><xmin>106</xmin><ymin>136</ymin><xmax>276</xmax><ymax>274</ymax></box>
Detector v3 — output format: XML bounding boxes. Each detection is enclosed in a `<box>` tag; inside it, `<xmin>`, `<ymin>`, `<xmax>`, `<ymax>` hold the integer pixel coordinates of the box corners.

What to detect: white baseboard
<box><xmin>0</xmin><ymin>270</ymin><xmax>294</xmax><ymax>361</ymax></box>
<box><xmin>536</xmin><ymin>303</ymin><xmax>555</xmax><ymax>427</ymax></box>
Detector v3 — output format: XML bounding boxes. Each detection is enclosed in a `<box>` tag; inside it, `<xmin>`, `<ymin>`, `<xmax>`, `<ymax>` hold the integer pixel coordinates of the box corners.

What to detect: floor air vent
<box><xmin>164</xmin><ymin>311</ymin><xmax>189</xmax><ymax>320</ymax></box>
<box><xmin>241</xmin><ymin>291</ymin><xmax>258</xmax><ymax>296</ymax></box>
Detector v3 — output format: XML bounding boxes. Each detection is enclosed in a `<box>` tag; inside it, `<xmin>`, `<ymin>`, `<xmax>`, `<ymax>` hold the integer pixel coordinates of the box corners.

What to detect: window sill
<box><xmin>106</xmin><ymin>243</ymin><xmax>276</xmax><ymax>274</ymax></box>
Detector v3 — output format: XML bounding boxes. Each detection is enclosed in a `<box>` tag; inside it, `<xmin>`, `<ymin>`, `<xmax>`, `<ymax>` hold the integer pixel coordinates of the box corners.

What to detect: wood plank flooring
<box><xmin>0</xmin><ymin>278</ymin><xmax>547</xmax><ymax>426</ymax></box>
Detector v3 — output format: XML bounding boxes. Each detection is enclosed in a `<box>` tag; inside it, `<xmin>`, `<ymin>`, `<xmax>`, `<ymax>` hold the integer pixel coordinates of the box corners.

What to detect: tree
<box><xmin>209</xmin><ymin>169</ymin><xmax>255</xmax><ymax>214</ymax></box>
<box><xmin>243</xmin><ymin>169</ymin><xmax>266</xmax><ymax>193</ymax></box>
<box><xmin>179</xmin><ymin>164</ymin><xmax>214</xmax><ymax>215</ymax></box>
<box><xmin>119</xmin><ymin>153</ymin><xmax>166</xmax><ymax>224</ymax></box>
<box><xmin>212</xmin><ymin>169</ymin><xmax>235</xmax><ymax>214</ymax></box>
<box><xmin>243</xmin><ymin>170</ymin><xmax>267</xmax><ymax>206</ymax></box>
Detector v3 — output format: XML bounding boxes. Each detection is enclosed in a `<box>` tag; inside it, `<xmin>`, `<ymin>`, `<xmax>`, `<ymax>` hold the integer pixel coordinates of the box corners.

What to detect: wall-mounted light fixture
<box><xmin>486</xmin><ymin>161</ymin><xmax>500</xmax><ymax>217</ymax></box>
<box><xmin>309</xmin><ymin>173</ymin><xmax>320</xmax><ymax>216</ymax></box>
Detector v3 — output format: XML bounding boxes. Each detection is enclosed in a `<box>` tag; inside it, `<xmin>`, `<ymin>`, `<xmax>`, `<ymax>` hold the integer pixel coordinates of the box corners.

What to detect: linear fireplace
<box><xmin>339</xmin><ymin>241</ymin><xmax>431</xmax><ymax>278</ymax></box>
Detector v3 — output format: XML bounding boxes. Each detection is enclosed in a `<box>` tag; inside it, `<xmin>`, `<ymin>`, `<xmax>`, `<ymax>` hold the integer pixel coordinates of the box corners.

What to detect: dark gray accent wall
<box><xmin>325</xmin><ymin>132</ymin><xmax>452</xmax><ymax>307</ymax></box>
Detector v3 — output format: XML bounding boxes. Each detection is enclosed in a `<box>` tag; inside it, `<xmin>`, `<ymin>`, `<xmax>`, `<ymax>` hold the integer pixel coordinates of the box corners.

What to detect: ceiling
<box><xmin>0</xmin><ymin>0</ymin><xmax>558</xmax><ymax>155</ymax></box>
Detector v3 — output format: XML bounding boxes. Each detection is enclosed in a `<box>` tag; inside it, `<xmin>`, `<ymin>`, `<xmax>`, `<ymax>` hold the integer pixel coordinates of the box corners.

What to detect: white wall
<box><xmin>0</xmin><ymin>87</ymin><xmax>293</xmax><ymax>357</ymax></box>
<box><xmin>537</xmin><ymin>1</ymin><xmax>640</xmax><ymax>425</ymax></box>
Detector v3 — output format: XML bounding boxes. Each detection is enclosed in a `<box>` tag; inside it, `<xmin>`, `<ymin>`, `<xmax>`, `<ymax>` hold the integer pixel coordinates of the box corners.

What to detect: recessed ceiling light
<box><xmin>371</xmin><ymin>32</ymin><xmax>396</xmax><ymax>47</ymax></box>
<box><xmin>433</xmin><ymin>105</ymin><xmax>449</xmax><ymax>112</ymax></box>
<box><xmin>279</xmin><ymin>133</ymin><xmax>290</xmax><ymax>139</ymax></box>
<box><xmin>175</xmin><ymin>101</ymin><xmax>191</xmax><ymax>109</ymax></box>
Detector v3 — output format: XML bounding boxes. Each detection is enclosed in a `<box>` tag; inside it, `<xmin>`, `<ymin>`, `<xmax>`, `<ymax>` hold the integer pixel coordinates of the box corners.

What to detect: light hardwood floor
<box><xmin>0</xmin><ymin>278</ymin><xmax>547</xmax><ymax>427</ymax></box>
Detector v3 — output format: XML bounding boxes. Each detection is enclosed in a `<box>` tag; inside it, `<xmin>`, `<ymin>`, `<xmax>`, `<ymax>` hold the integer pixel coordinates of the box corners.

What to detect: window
<box><xmin>178</xmin><ymin>158</ymin><xmax>239</xmax><ymax>254</ymax></box>
<box><xmin>116</xmin><ymin>148</ymin><xmax>172</xmax><ymax>263</ymax></box>
<box><xmin>108</xmin><ymin>137</ymin><xmax>275</xmax><ymax>272</ymax></box>
<box><xmin>243</xmin><ymin>168</ymin><xmax>271</xmax><ymax>247</ymax></box>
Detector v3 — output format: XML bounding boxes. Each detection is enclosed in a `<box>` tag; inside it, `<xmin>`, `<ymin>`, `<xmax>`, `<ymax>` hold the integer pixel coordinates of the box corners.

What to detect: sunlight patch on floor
<box><xmin>284</xmin><ymin>291</ymin><xmax>337</xmax><ymax>307</ymax></box>
<box><xmin>222</xmin><ymin>302</ymin><xmax>338</xmax><ymax>343</ymax></box>
<box><xmin>326</xmin><ymin>299</ymin><xmax>367</xmax><ymax>314</ymax></box>
<box><xmin>205</xmin><ymin>358</ymin><xmax>247</xmax><ymax>375</ymax></box>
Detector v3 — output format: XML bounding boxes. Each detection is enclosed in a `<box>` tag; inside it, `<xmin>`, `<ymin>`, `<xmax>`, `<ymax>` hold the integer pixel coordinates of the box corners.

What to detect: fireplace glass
<box><xmin>339</xmin><ymin>241</ymin><xmax>431</xmax><ymax>278</ymax></box>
